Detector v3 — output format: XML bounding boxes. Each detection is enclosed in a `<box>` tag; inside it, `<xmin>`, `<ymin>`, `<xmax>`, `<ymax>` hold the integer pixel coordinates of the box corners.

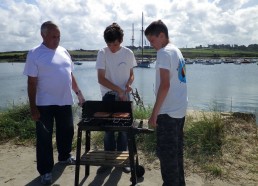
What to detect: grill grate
<box><xmin>81</xmin><ymin>101</ymin><xmax>133</xmax><ymax>127</ymax></box>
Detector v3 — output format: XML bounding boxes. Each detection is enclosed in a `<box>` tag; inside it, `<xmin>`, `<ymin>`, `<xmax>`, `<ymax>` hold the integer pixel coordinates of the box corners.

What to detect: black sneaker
<box><xmin>122</xmin><ymin>166</ymin><xmax>131</xmax><ymax>173</ymax></box>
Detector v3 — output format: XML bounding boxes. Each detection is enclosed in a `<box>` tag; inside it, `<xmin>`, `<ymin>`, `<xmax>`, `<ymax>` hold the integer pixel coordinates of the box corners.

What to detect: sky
<box><xmin>0</xmin><ymin>0</ymin><xmax>258</xmax><ymax>52</ymax></box>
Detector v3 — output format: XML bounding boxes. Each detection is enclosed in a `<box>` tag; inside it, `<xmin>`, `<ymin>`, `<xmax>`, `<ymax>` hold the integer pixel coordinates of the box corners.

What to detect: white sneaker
<box><xmin>41</xmin><ymin>172</ymin><xmax>52</xmax><ymax>185</ymax></box>
<box><xmin>59</xmin><ymin>155</ymin><xmax>76</xmax><ymax>165</ymax></box>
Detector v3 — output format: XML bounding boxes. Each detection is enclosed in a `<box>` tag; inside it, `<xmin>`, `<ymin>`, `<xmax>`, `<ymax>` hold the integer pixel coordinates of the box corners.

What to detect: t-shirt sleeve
<box><xmin>156</xmin><ymin>50</ymin><xmax>171</xmax><ymax>70</ymax></box>
<box><xmin>95</xmin><ymin>49</ymin><xmax>106</xmax><ymax>70</ymax></box>
<box><xmin>128</xmin><ymin>50</ymin><xmax>137</xmax><ymax>68</ymax></box>
<box><xmin>64</xmin><ymin>49</ymin><xmax>74</xmax><ymax>71</ymax></box>
<box><xmin>23</xmin><ymin>50</ymin><xmax>38</xmax><ymax>77</ymax></box>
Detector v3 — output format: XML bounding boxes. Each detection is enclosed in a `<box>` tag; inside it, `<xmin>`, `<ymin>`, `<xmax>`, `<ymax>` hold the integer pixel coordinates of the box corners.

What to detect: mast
<box><xmin>141</xmin><ymin>12</ymin><xmax>144</xmax><ymax>63</ymax></box>
<box><xmin>131</xmin><ymin>23</ymin><xmax>135</xmax><ymax>51</ymax></box>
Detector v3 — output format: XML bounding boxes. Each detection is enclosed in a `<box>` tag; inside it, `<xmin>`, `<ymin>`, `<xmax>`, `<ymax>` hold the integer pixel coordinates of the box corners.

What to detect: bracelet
<box><xmin>75</xmin><ymin>90</ymin><xmax>81</xmax><ymax>95</ymax></box>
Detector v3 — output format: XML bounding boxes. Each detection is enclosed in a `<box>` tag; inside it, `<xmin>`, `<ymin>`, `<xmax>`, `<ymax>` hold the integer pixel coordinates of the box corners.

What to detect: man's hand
<box><xmin>30</xmin><ymin>106</ymin><xmax>40</xmax><ymax>121</ymax></box>
<box><xmin>76</xmin><ymin>90</ymin><xmax>85</xmax><ymax>107</ymax></box>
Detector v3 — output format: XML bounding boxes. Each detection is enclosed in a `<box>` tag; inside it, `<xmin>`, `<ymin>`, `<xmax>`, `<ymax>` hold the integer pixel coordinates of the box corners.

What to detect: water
<box><xmin>0</xmin><ymin>63</ymin><xmax>28</xmax><ymax>108</ymax></box>
<box><xmin>0</xmin><ymin>62</ymin><xmax>258</xmax><ymax>113</ymax></box>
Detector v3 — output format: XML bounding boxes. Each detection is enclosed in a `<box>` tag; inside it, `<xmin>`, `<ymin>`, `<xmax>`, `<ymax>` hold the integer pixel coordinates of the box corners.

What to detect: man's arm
<box><xmin>27</xmin><ymin>76</ymin><xmax>40</xmax><ymax>121</ymax></box>
<box><xmin>71</xmin><ymin>72</ymin><xmax>85</xmax><ymax>106</ymax></box>
<box><xmin>148</xmin><ymin>68</ymin><xmax>170</xmax><ymax>127</ymax></box>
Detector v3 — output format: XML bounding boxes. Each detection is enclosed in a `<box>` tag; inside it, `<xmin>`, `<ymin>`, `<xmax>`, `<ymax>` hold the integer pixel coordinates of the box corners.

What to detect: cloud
<box><xmin>0</xmin><ymin>0</ymin><xmax>257</xmax><ymax>52</ymax></box>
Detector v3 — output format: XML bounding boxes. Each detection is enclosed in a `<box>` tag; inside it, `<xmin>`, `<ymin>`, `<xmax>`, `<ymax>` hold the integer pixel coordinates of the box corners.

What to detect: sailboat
<box><xmin>136</xmin><ymin>12</ymin><xmax>152</xmax><ymax>68</ymax></box>
<box><xmin>74</xmin><ymin>61</ymin><xmax>83</xmax><ymax>65</ymax></box>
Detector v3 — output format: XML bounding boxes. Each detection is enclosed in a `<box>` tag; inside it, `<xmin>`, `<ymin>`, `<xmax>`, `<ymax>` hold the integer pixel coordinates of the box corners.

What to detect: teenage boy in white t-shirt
<box><xmin>145</xmin><ymin>20</ymin><xmax>188</xmax><ymax>186</ymax></box>
<box><xmin>95</xmin><ymin>23</ymin><xmax>137</xmax><ymax>174</ymax></box>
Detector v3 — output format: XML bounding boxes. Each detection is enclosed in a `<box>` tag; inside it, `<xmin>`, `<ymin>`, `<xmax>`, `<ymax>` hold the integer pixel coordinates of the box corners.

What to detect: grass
<box><xmin>181</xmin><ymin>48</ymin><xmax>258</xmax><ymax>58</ymax></box>
<box><xmin>184</xmin><ymin>112</ymin><xmax>224</xmax><ymax>162</ymax></box>
<box><xmin>0</xmin><ymin>102</ymin><xmax>257</xmax><ymax>183</ymax></box>
<box><xmin>0</xmin><ymin>103</ymin><xmax>35</xmax><ymax>144</ymax></box>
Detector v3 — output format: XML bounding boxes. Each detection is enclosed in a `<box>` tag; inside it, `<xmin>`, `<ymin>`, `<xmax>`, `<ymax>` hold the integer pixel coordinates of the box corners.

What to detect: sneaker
<box><xmin>41</xmin><ymin>172</ymin><xmax>52</xmax><ymax>185</ymax></box>
<box><xmin>122</xmin><ymin>166</ymin><xmax>131</xmax><ymax>173</ymax></box>
<box><xmin>96</xmin><ymin>166</ymin><xmax>112</xmax><ymax>174</ymax></box>
<box><xmin>59</xmin><ymin>155</ymin><xmax>76</xmax><ymax>165</ymax></box>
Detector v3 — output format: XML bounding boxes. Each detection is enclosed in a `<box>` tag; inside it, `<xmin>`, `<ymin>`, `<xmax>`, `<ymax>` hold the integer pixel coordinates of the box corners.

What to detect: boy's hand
<box><xmin>148</xmin><ymin>113</ymin><xmax>158</xmax><ymax>128</ymax></box>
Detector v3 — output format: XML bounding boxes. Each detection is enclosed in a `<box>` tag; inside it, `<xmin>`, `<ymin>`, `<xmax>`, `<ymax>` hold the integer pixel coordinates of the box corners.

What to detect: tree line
<box><xmin>197</xmin><ymin>44</ymin><xmax>258</xmax><ymax>51</ymax></box>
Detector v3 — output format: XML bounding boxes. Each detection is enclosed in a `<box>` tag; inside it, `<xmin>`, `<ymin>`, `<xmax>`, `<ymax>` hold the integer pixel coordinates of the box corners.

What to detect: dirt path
<box><xmin>0</xmin><ymin>142</ymin><xmax>244</xmax><ymax>186</ymax></box>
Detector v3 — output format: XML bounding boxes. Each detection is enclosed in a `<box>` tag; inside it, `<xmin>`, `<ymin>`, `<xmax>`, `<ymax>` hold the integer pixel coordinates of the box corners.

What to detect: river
<box><xmin>0</xmin><ymin>62</ymin><xmax>257</xmax><ymax>113</ymax></box>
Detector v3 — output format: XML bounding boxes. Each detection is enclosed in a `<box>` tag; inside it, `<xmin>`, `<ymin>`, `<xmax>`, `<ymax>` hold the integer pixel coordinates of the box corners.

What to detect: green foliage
<box><xmin>132</xmin><ymin>105</ymin><xmax>152</xmax><ymax>120</ymax></box>
<box><xmin>181</xmin><ymin>48</ymin><xmax>258</xmax><ymax>58</ymax></box>
<box><xmin>184</xmin><ymin>112</ymin><xmax>224</xmax><ymax>163</ymax></box>
<box><xmin>0</xmin><ymin>103</ymin><xmax>35</xmax><ymax>142</ymax></box>
<box><xmin>136</xmin><ymin>131</ymin><xmax>156</xmax><ymax>153</ymax></box>
<box><xmin>203</xmin><ymin>164</ymin><xmax>223</xmax><ymax>177</ymax></box>
<box><xmin>89</xmin><ymin>132</ymin><xmax>105</xmax><ymax>149</ymax></box>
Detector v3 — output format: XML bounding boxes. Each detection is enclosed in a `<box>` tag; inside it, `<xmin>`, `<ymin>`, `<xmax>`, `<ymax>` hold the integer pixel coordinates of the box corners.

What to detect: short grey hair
<box><xmin>41</xmin><ymin>21</ymin><xmax>59</xmax><ymax>36</ymax></box>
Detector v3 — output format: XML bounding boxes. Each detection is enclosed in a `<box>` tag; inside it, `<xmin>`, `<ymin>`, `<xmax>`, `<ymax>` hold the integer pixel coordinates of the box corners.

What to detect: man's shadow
<box><xmin>25</xmin><ymin>162</ymin><xmax>67</xmax><ymax>186</ymax></box>
<box><xmin>86</xmin><ymin>167</ymin><xmax>144</xmax><ymax>186</ymax></box>
<box><xmin>87</xmin><ymin>167</ymin><xmax>122</xmax><ymax>186</ymax></box>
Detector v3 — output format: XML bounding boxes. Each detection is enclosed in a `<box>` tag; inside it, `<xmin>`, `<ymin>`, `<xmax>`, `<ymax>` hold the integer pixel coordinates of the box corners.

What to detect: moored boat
<box><xmin>241</xmin><ymin>59</ymin><xmax>251</xmax><ymax>64</ymax></box>
<box><xmin>136</xmin><ymin>60</ymin><xmax>151</xmax><ymax>68</ymax></box>
<box><xmin>74</xmin><ymin>61</ymin><xmax>83</xmax><ymax>65</ymax></box>
<box><xmin>202</xmin><ymin>60</ymin><xmax>214</xmax><ymax>65</ymax></box>
<box><xmin>185</xmin><ymin>58</ymin><xmax>194</xmax><ymax>64</ymax></box>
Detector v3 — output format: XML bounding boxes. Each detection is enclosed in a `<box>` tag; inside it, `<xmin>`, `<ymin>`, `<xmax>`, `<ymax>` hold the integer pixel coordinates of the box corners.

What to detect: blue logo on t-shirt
<box><xmin>118</xmin><ymin>62</ymin><xmax>126</xmax><ymax>66</ymax></box>
<box><xmin>178</xmin><ymin>59</ymin><xmax>186</xmax><ymax>83</ymax></box>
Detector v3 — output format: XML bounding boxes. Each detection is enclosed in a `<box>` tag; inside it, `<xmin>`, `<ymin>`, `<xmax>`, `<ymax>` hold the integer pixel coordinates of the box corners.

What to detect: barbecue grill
<box><xmin>74</xmin><ymin>101</ymin><xmax>154</xmax><ymax>186</ymax></box>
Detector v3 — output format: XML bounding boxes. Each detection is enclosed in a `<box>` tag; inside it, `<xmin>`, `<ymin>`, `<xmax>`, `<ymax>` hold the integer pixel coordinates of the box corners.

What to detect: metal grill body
<box><xmin>74</xmin><ymin>101</ymin><xmax>153</xmax><ymax>186</ymax></box>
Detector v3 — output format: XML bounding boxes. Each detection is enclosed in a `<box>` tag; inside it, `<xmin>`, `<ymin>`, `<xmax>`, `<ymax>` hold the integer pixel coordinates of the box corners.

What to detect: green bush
<box><xmin>0</xmin><ymin>103</ymin><xmax>35</xmax><ymax>142</ymax></box>
<box><xmin>132</xmin><ymin>105</ymin><xmax>152</xmax><ymax>120</ymax></box>
<box><xmin>184</xmin><ymin>112</ymin><xmax>224</xmax><ymax>163</ymax></box>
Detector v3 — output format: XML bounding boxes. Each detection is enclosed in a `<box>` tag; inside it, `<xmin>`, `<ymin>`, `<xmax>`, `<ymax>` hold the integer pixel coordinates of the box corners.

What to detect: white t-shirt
<box><xmin>95</xmin><ymin>46</ymin><xmax>137</xmax><ymax>96</ymax></box>
<box><xmin>23</xmin><ymin>44</ymin><xmax>74</xmax><ymax>106</ymax></box>
<box><xmin>156</xmin><ymin>43</ymin><xmax>188</xmax><ymax>118</ymax></box>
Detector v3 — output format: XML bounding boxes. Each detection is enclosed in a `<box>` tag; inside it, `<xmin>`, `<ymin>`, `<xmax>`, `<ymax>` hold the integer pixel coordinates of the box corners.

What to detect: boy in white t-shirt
<box><xmin>145</xmin><ymin>20</ymin><xmax>188</xmax><ymax>186</ymax></box>
<box><xmin>95</xmin><ymin>23</ymin><xmax>137</xmax><ymax>174</ymax></box>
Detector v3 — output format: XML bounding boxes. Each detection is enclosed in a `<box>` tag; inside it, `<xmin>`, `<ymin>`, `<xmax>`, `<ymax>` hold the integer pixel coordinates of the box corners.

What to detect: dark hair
<box><xmin>104</xmin><ymin>23</ymin><xmax>124</xmax><ymax>43</ymax></box>
<box><xmin>144</xmin><ymin>20</ymin><xmax>169</xmax><ymax>38</ymax></box>
<box><xmin>41</xmin><ymin>21</ymin><xmax>59</xmax><ymax>36</ymax></box>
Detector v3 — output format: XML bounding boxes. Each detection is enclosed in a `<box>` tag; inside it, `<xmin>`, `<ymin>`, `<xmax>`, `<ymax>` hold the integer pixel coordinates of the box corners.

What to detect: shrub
<box><xmin>184</xmin><ymin>112</ymin><xmax>224</xmax><ymax>163</ymax></box>
<box><xmin>0</xmin><ymin>103</ymin><xmax>35</xmax><ymax>142</ymax></box>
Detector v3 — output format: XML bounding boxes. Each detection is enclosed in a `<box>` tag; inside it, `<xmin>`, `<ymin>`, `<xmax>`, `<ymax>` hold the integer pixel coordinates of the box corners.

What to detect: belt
<box><xmin>106</xmin><ymin>91</ymin><xmax>117</xmax><ymax>95</ymax></box>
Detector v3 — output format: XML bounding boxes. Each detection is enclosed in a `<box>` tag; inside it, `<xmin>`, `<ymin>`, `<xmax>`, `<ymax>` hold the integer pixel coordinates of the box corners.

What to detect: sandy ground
<box><xmin>0</xmin><ymin>142</ymin><xmax>246</xmax><ymax>186</ymax></box>
<box><xmin>1</xmin><ymin>114</ymin><xmax>257</xmax><ymax>186</ymax></box>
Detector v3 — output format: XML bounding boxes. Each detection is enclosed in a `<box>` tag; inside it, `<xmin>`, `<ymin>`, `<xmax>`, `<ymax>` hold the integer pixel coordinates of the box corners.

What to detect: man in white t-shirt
<box><xmin>145</xmin><ymin>20</ymin><xmax>188</xmax><ymax>186</ymax></box>
<box><xmin>23</xmin><ymin>21</ymin><xmax>85</xmax><ymax>185</ymax></box>
<box><xmin>95</xmin><ymin>23</ymin><xmax>137</xmax><ymax>174</ymax></box>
